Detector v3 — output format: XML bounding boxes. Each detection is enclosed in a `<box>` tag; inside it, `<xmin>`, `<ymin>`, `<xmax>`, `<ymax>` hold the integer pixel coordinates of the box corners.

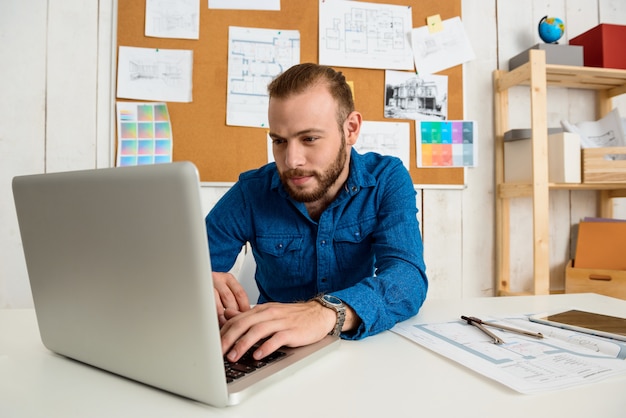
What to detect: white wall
<box><xmin>1</xmin><ymin>0</ymin><xmax>624</xmax><ymax>308</ymax></box>
<box><xmin>1</xmin><ymin>0</ymin><xmax>47</xmax><ymax>308</ymax></box>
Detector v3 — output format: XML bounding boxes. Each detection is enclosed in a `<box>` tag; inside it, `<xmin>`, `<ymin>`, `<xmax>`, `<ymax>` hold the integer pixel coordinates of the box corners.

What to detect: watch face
<box><xmin>323</xmin><ymin>294</ymin><xmax>342</xmax><ymax>306</ymax></box>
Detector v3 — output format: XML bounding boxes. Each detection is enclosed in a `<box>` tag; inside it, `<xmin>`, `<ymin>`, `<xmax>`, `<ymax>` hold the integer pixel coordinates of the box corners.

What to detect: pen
<box><xmin>461</xmin><ymin>315</ymin><xmax>544</xmax><ymax>341</ymax></box>
<box><xmin>467</xmin><ymin>319</ymin><xmax>505</xmax><ymax>344</ymax></box>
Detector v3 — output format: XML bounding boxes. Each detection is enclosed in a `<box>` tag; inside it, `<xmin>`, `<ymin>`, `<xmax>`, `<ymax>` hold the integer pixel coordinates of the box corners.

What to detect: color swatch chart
<box><xmin>416</xmin><ymin>121</ymin><xmax>476</xmax><ymax>167</ymax></box>
<box><xmin>116</xmin><ymin>102</ymin><xmax>173</xmax><ymax>166</ymax></box>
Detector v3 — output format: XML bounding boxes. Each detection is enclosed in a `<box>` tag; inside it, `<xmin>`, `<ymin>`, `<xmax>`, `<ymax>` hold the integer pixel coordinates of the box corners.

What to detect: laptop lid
<box><xmin>12</xmin><ymin>162</ymin><xmax>338</xmax><ymax>407</ymax></box>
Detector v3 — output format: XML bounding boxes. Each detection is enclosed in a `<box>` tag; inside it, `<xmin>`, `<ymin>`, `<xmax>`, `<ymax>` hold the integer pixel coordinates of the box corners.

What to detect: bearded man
<box><xmin>206</xmin><ymin>63</ymin><xmax>428</xmax><ymax>363</ymax></box>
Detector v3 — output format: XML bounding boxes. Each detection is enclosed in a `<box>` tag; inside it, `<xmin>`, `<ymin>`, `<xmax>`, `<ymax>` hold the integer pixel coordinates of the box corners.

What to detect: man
<box><xmin>206</xmin><ymin>63</ymin><xmax>427</xmax><ymax>363</ymax></box>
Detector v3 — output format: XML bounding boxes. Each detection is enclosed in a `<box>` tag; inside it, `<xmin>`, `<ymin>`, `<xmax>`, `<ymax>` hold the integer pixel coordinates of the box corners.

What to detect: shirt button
<box><xmin>320</xmin><ymin>240</ymin><xmax>326</xmax><ymax>246</ymax></box>
<box><xmin>351</xmin><ymin>186</ymin><xmax>358</xmax><ymax>192</ymax></box>
<box><xmin>277</xmin><ymin>243</ymin><xmax>283</xmax><ymax>249</ymax></box>
<box><xmin>321</xmin><ymin>277</ymin><xmax>328</xmax><ymax>283</ymax></box>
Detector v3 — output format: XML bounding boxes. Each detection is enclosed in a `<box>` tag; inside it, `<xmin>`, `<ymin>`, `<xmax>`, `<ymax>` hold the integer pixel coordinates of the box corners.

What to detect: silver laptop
<box><xmin>12</xmin><ymin>162</ymin><xmax>339</xmax><ymax>407</ymax></box>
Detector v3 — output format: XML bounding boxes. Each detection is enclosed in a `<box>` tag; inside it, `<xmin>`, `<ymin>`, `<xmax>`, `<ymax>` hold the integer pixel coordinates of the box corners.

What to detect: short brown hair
<box><xmin>267</xmin><ymin>63</ymin><xmax>354</xmax><ymax>128</ymax></box>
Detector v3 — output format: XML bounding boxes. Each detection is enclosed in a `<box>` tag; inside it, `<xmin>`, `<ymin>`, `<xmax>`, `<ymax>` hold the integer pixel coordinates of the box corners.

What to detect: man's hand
<box><xmin>220</xmin><ymin>300</ymin><xmax>341</xmax><ymax>362</ymax></box>
<box><xmin>212</xmin><ymin>272</ymin><xmax>251</xmax><ymax>326</ymax></box>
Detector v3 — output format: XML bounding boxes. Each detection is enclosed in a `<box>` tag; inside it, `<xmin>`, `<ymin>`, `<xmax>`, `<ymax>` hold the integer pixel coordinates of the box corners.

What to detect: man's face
<box><xmin>268</xmin><ymin>83</ymin><xmax>351</xmax><ymax>203</ymax></box>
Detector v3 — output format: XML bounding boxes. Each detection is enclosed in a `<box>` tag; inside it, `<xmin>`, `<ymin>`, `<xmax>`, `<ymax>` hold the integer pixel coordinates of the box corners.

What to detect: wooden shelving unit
<box><xmin>493</xmin><ymin>49</ymin><xmax>626</xmax><ymax>296</ymax></box>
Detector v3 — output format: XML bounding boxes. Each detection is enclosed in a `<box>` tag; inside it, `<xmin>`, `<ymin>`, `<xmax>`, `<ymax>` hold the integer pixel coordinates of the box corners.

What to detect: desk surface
<box><xmin>2</xmin><ymin>293</ymin><xmax>625</xmax><ymax>418</ymax></box>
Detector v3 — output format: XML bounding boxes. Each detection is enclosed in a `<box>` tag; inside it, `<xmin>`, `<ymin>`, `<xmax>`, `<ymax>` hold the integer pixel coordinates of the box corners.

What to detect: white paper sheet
<box><xmin>117</xmin><ymin>46</ymin><xmax>193</xmax><ymax>103</ymax></box>
<box><xmin>561</xmin><ymin>108</ymin><xmax>626</xmax><ymax>149</ymax></box>
<box><xmin>226</xmin><ymin>26</ymin><xmax>300</xmax><ymax>128</ymax></box>
<box><xmin>319</xmin><ymin>0</ymin><xmax>414</xmax><ymax>70</ymax></box>
<box><xmin>393</xmin><ymin>315</ymin><xmax>626</xmax><ymax>394</ymax></box>
<box><xmin>354</xmin><ymin>121</ymin><xmax>410</xmax><ymax>170</ymax></box>
<box><xmin>209</xmin><ymin>0</ymin><xmax>280</xmax><ymax>11</ymax></box>
<box><xmin>411</xmin><ymin>16</ymin><xmax>475</xmax><ymax>75</ymax></box>
<box><xmin>145</xmin><ymin>0</ymin><xmax>200</xmax><ymax>39</ymax></box>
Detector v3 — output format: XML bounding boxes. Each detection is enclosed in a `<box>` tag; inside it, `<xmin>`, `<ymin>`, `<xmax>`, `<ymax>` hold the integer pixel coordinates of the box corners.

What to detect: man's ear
<box><xmin>344</xmin><ymin>111</ymin><xmax>362</xmax><ymax>146</ymax></box>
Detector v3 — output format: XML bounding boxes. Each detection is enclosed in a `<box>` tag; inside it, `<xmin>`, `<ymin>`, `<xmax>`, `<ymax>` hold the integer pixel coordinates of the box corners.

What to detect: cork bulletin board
<box><xmin>116</xmin><ymin>0</ymin><xmax>464</xmax><ymax>185</ymax></box>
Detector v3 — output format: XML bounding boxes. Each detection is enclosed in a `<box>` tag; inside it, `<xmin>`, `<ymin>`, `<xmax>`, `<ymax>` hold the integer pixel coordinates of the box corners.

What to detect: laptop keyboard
<box><xmin>224</xmin><ymin>345</ymin><xmax>287</xmax><ymax>383</ymax></box>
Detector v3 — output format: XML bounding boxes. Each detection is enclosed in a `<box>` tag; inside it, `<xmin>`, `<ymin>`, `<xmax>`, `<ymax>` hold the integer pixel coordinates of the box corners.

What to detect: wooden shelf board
<box><xmin>498</xmin><ymin>182</ymin><xmax>626</xmax><ymax>199</ymax></box>
<box><xmin>497</xmin><ymin>62</ymin><xmax>626</xmax><ymax>93</ymax></box>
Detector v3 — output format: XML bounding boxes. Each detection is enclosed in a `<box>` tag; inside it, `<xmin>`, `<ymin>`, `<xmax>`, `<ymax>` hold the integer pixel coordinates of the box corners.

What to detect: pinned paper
<box><xmin>411</xmin><ymin>16</ymin><xmax>475</xmax><ymax>75</ymax></box>
<box><xmin>416</xmin><ymin>120</ymin><xmax>477</xmax><ymax>167</ymax></box>
<box><xmin>116</xmin><ymin>46</ymin><xmax>193</xmax><ymax>103</ymax></box>
<box><xmin>116</xmin><ymin>102</ymin><xmax>173</xmax><ymax>167</ymax></box>
<box><xmin>427</xmin><ymin>14</ymin><xmax>443</xmax><ymax>33</ymax></box>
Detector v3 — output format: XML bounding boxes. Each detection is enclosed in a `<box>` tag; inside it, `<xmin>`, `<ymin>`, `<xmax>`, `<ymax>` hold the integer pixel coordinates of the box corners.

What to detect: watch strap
<box><xmin>314</xmin><ymin>295</ymin><xmax>346</xmax><ymax>337</ymax></box>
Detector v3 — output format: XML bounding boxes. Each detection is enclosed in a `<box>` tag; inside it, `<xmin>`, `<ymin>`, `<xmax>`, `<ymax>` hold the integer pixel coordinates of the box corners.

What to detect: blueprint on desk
<box><xmin>392</xmin><ymin>315</ymin><xmax>626</xmax><ymax>394</ymax></box>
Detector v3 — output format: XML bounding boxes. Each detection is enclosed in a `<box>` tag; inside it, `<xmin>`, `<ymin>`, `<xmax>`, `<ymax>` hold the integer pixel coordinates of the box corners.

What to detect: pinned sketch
<box><xmin>411</xmin><ymin>16</ymin><xmax>475</xmax><ymax>75</ymax></box>
<box><xmin>384</xmin><ymin>70</ymin><xmax>448</xmax><ymax>121</ymax></box>
<box><xmin>354</xmin><ymin>121</ymin><xmax>410</xmax><ymax>170</ymax></box>
<box><xmin>209</xmin><ymin>0</ymin><xmax>280</xmax><ymax>10</ymax></box>
<box><xmin>145</xmin><ymin>0</ymin><xmax>200</xmax><ymax>40</ymax></box>
<box><xmin>319</xmin><ymin>0</ymin><xmax>414</xmax><ymax>70</ymax></box>
<box><xmin>116</xmin><ymin>102</ymin><xmax>173</xmax><ymax>167</ymax></box>
<box><xmin>117</xmin><ymin>46</ymin><xmax>193</xmax><ymax>103</ymax></box>
<box><xmin>227</xmin><ymin>26</ymin><xmax>300</xmax><ymax>128</ymax></box>
<box><xmin>416</xmin><ymin>120</ymin><xmax>477</xmax><ymax>167</ymax></box>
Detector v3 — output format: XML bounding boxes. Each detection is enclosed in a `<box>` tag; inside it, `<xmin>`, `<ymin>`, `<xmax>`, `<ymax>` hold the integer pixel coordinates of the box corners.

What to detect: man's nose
<box><xmin>284</xmin><ymin>142</ymin><xmax>305</xmax><ymax>169</ymax></box>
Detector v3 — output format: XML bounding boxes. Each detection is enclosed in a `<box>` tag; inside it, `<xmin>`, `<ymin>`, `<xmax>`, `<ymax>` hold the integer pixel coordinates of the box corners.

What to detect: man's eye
<box><xmin>303</xmin><ymin>137</ymin><xmax>317</xmax><ymax>143</ymax></box>
<box><xmin>272</xmin><ymin>139</ymin><xmax>286</xmax><ymax>145</ymax></box>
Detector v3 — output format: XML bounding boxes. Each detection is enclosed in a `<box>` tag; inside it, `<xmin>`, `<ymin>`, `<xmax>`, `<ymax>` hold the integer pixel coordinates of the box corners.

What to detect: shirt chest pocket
<box><xmin>333</xmin><ymin>216</ymin><xmax>377</xmax><ymax>272</ymax></box>
<box><xmin>255</xmin><ymin>235</ymin><xmax>304</xmax><ymax>279</ymax></box>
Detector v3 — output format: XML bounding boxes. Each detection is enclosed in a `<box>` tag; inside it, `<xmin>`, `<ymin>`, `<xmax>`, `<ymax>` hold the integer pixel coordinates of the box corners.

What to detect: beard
<box><xmin>279</xmin><ymin>135</ymin><xmax>347</xmax><ymax>203</ymax></box>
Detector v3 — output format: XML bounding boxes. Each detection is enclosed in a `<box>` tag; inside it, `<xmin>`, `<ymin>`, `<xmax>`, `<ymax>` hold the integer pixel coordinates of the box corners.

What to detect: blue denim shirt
<box><xmin>205</xmin><ymin>149</ymin><xmax>428</xmax><ymax>339</ymax></box>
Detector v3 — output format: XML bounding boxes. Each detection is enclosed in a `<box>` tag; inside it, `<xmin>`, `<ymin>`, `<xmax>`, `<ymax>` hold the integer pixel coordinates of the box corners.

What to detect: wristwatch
<box><xmin>314</xmin><ymin>294</ymin><xmax>346</xmax><ymax>337</ymax></box>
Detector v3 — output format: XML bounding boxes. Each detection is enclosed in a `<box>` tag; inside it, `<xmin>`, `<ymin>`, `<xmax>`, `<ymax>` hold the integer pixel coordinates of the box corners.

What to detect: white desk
<box><xmin>1</xmin><ymin>293</ymin><xmax>625</xmax><ymax>418</ymax></box>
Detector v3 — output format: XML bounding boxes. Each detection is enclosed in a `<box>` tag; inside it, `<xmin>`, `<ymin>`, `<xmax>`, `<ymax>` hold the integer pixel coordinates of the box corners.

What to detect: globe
<box><xmin>538</xmin><ymin>16</ymin><xmax>565</xmax><ymax>43</ymax></box>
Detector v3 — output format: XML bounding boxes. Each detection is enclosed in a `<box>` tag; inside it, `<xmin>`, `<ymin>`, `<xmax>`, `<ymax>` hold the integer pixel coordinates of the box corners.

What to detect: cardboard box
<box><xmin>582</xmin><ymin>146</ymin><xmax>626</xmax><ymax>183</ymax></box>
<box><xmin>508</xmin><ymin>43</ymin><xmax>583</xmax><ymax>70</ymax></box>
<box><xmin>570</xmin><ymin>24</ymin><xmax>626</xmax><ymax>70</ymax></box>
<box><xmin>566</xmin><ymin>260</ymin><xmax>626</xmax><ymax>300</ymax></box>
<box><xmin>504</xmin><ymin>131</ymin><xmax>581</xmax><ymax>183</ymax></box>
<box><xmin>574</xmin><ymin>221</ymin><xmax>626</xmax><ymax>270</ymax></box>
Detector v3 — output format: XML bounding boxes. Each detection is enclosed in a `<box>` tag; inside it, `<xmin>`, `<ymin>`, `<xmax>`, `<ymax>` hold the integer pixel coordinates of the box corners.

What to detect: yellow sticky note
<box><xmin>427</xmin><ymin>14</ymin><xmax>443</xmax><ymax>33</ymax></box>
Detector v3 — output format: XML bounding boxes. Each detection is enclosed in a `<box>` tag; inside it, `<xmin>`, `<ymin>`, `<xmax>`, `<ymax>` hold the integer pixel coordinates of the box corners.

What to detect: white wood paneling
<box><xmin>422</xmin><ymin>190</ymin><xmax>464</xmax><ymax>299</ymax></box>
<box><xmin>97</xmin><ymin>0</ymin><xmax>118</xmax><ymax>168</ymax></box>
<box><xmin>0</xmin><ymin>0</ymin><xmax>48</xmax><ymax>308</ymax></box>
<box><xmin>460</xmin><ymin>0</ymin><xmax>498</xmax><ymax>297</ymax></box>
<box><xmin>46</xmin><ymin>0</ymin><xmax>99</xmax><ymax>172</ymax></box>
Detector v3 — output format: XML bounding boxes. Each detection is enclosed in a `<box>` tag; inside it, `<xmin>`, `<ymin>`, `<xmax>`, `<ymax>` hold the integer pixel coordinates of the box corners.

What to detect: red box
<box><xmin>570</xmin><ymin>24</ymin><xmax>626</xmax><ymax>69</ymax></box>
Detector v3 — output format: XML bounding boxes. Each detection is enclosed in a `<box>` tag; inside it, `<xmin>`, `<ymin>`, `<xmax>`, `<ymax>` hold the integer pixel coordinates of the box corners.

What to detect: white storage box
<box><xmin>504</xmin><ymin>131</ymin><xmax>581</xmax><ymax>183</ymax></box>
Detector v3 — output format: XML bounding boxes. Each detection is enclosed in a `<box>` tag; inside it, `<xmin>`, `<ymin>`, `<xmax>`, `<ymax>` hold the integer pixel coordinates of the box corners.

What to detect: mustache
<box><xmin>282</xmin><ymin>169</ymin><xmax>316</xmax><ymax>179</ymax></box>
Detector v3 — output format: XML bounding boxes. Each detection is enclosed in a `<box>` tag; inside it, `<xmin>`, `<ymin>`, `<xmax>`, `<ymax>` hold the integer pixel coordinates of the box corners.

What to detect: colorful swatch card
<box><xmin>116</xmin><ymin>102</ymin><xmax>173</xmax><ymax>167</ymax></box>
<box><xmin>416</xmin><ymin>120</ymin><xmax>477</xmax><ymax>167</ymax></box>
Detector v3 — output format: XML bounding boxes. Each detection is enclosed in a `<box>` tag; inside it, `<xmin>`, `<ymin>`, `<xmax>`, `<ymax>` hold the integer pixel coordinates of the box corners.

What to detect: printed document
<box><xmin>318</xmin><ymin>0</ymin><xmax>414</xmax><ymax>70</ymax></box>
<box><xmin>393</xmin><ymin>315</ymin><xmax>626</xmax><ymax>394</ymax></box>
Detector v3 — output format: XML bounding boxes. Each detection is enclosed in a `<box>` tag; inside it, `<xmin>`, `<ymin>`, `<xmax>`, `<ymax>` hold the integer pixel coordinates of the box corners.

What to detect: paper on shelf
<box><xmin>561</xmin><ymin>108</ymin><xmax>626</xmax><ymax>149</ymax></box>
